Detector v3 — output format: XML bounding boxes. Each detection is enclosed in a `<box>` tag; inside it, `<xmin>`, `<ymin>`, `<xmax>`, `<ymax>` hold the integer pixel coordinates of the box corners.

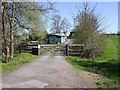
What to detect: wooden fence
<box><xmin>15</xmin><ymin>45</ymin><xmax>37</xmax><ymax>54</ymax></box>
<box><xmin>66</xmin><ymin>44</ymin><xmax>84</xmax><ymax>56</ymax></box>
<box><xmin>16</xmin><ymin>44</ymin><xmax>64</xmax><ymax>55</ymax></box>
<box><xmin>16</xmin><ymin>44</ymin><xmax>84</xmax><ymax>56</ymax></box>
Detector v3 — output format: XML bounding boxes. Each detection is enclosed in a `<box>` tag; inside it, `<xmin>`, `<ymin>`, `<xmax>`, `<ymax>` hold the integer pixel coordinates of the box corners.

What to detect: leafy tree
<box><xmin>73</xmin><ymin>2</ymin><xmax>105</xmax><ymax>59</ymax></box>
<box><xmin>1</xmin><ymin>2</ymin><xmax>54</xmax><ymax>62</ymax></box>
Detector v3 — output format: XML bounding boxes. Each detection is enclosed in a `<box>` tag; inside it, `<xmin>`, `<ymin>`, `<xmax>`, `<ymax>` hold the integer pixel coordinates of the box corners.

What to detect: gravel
<box><xmin>2</xmin><ymin>53</ymin><xmax>99</xmax><ymax>88</ymax></box>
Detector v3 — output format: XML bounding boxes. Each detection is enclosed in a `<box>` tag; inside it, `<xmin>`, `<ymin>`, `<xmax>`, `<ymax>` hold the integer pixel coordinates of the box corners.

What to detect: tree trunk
<box><xmin>0</xmin><ymin>2</ymin><xmax>2</xmax><ymax>55</ymax></box>
<box><xmin>9</xmin><ymin>2</ymin><xmax>15</xmax><ymax>60</ymax></box>
<box><xmin>2</xmin><ymin>2</ymin><xmax>6</xmax><ymax>61</ymax></box>
<box><xmin>2</xmin><ymin>2</ymin><xmax>11</xmax><ymax>62</ymax></box>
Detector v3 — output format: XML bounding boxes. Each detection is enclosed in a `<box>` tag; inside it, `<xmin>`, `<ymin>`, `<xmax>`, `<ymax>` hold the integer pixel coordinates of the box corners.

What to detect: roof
<box><xmin>64</xmin><ymin>32</ymin><xmax>70</xmax><ymax>36</ymax></box>
<box><xmin>49</xmin><ymin>33</ymin><xmax>66</xmax><ymax>37</ymax></box>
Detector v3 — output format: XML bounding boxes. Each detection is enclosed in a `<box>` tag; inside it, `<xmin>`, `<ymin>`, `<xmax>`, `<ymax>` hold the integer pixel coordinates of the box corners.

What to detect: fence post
<box><xmin>66</xmin><ymin>44</ymin><xmax>69</xmax><ymax>56</ymax></box>
<box><xmin>19</xmin><ymin>45</ymin><xmax>21</xmax><ymax>53</ymax></box>
<box><xmin>38</xmin><ymin>45</ymin><xmax>40</xmax><ymax>55</ymax></box>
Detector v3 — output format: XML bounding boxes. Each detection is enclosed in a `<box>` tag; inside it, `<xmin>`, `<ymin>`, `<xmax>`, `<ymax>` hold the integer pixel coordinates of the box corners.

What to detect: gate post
<box><xmin>66</xmin><ymin>44</ymin><xmax>69</xmax><ymax>56</ymax></box>
<box><xmin>19</xmin><ymin>45</ymin><xmax>21</xmax><ymax>53</ymax></box>
<box><xmin>38</xmin><ymin>45</ymin><xmax>40</xmax><ymax>55</ymax></box>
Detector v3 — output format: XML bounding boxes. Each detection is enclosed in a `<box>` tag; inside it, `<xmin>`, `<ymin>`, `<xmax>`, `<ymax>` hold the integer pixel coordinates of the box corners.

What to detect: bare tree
<box><xmin>50</xmin><ymin>14</ymin><xmax>71</xmax><ymax>34</ymax></box>
<box><xmin>73</xmin><ymin>2</ymin><xmax>105</xmax><ymax>59</ymax></box>
<box><xmin>60</xmin><ymin>18</ymin><xmax>71</xmax><ymax>33</ymax></box>
<box><xmin>50</xmin><ymin>14</ymin><xmax>62</xmax><ymax>33</ymax></box>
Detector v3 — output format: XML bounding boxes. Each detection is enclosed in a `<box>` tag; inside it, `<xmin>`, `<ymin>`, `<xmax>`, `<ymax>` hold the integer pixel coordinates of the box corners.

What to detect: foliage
<box><xmin>30</xmin><ymin>28</ymin><xmax>47</xmax><ymax>44</ymax></box>
<box><xmin>2</xmin><ymin>53</ymin><xmax>38</xmax><ymax>73</ymax></box>
<box><xmin>1</xmin><ymin>2</ymin><xmax>54</xmax><ymax>62</ymax></box>
<box><xmin>0</xmin><ymin>56</ymin><xmax>2</xmax><ymax>62</ymax></box>
<box><xmin>66</xmin><ymin>35</ymin><xmax>119</xmax><ymax>88</ymax></box>
<box><xmin>73</xmin><ymin>2</ymin><xmax>105</xmax><ymax>59</ymax></box>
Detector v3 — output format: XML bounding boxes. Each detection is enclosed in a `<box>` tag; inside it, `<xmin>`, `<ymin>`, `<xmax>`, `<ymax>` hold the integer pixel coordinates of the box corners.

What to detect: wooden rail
<box><xmin>40</xmin><ymin>44</ymin><xmax>64</xmax><ymax>54</ymax></box>
<box><xmin>16</xmin><ymin>44</ymin><xmax>84</xmax><ymax>56</ymax></box>
<box><xmin>66</xmin><ymin>44</ymin><xmax>84</xmax><ymax>56</ymax></box>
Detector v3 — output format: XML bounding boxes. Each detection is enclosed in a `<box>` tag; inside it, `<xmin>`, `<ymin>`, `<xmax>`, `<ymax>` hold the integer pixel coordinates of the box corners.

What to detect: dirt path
<box><xmin>1</xmin><ymin>53</ymin><xmax>100</xmax><ymax>88</ymax></box>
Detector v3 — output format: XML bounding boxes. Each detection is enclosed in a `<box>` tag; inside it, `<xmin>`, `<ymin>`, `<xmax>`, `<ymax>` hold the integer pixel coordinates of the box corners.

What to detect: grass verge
<box><xmin>1</xmin><ymin>53</ymin><xmax>38</xmax><ymax>73</ymax></box>
<box><xmin>0</xmin><ymin>55</ymin><xmax>2</xmax><ymax>73</ymax></box>
<box><xmin>66</xmin><ymin>56</ymin><xmax>119</xmax><ymax>88</ymax></box>
<box><xmin>65</xmin><ymin>35</ymin><xmax>119</xmax><ymax>88</ymax></box>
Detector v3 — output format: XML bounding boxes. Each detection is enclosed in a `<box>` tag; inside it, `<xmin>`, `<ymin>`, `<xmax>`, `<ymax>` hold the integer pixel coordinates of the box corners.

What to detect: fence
<box><xmin>66</xmin><ymin>44</ymin><xmax>84</xmax><ymax>56</ymax></box>
<box><xmin>16</xmin><ymin>44</ymin><xmax>64</xmax><ymax>55</ymax></box>
<box><xmin>16</xmin><ymin>44</ymin><xmax>84</xmax><ymax>56</ymax></box>
<box><xmin>15</xmin><ymin>45</ymin><xmax>38</xmax><ymax>54</ymax></box>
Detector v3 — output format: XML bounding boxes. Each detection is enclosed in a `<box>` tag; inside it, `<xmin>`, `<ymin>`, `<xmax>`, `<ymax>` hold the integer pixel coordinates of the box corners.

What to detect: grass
<box><xmin>65</xmin><ymin>35</ymin><xmax>119</xmax><ymax>88</ymax></box>
<box><xmin>0</xmin><ymin>56</ymin><xmax>2</xmax><ymax>61</ymax></box>
<box><xmin>0</xmin><ymin>55</ymin><xmax>2</xmax><ymax>73</ymax></box>
<box><xmin>1</xmin><ymin>53</ymin><xmax>38</xmax><ymax>73</ymax></box>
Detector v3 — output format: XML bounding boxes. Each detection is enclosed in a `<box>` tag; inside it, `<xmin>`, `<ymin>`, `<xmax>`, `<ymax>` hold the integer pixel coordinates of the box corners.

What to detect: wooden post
<box><xmin>19</xmin><ymin>45</ymin><xmax>21</xmax><ymax>53</ymax></box>
<box><xmin>66</xmin><ymin>44</ymin><xmax>69</xmax><ymax>56</ymax></box>
<box><xmin>38</xmin><ymin>45</ymin><xmax>40</xmax><ymax>55</ymax></box>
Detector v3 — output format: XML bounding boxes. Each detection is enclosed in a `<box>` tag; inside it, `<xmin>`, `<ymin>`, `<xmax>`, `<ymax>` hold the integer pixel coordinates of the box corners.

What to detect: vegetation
<box><xmin>0</xmin><ymin>56</ymin><xmax>2</xmax><ymax>73</ymax></box>
<box><xmin>66</xmin><ymin>35</ymin><xmax>119</xmax><ymax>88</ymax></box>
<box><xmin>1</xmin><ymin>2</ymin><xmax>54</xmax><ymax>62</ymax></box>
<box><xmin>50</xmin><ymin>14</ymin><xmax>71</xmax><ymax>33</ymax></box>
<box><xmin>0</xmin><ymin>1</ymin><xmax>118</xmax><ymax>88</ymax></box>
<box><xmin>29</xmin><ymin>28</ymin><xmax>47</xmax><ymax>44</ymax></box>
<box><xmin>73</xmin><ymin>2</ymin><xmax>104</xmax><ymax>59</ymax></box>
<box><xmin>1</xmin><ymin>53</ymin><xmax>38</xmax><ymax>73</ymax></box>
<box><xmin>0</xmin><ymin>56</ymin><xmax>2</xmax><ymax>62</ymax></box>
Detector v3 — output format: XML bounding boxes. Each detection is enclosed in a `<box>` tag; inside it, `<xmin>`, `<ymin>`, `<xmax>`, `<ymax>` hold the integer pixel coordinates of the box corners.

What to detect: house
<box><xmin>45</xmin><ymin>33</ymin><xmax>66</xmax><ymax>44</ymax></box>
<box><xmin>68</xmin><ymin>31</ymin><xmax>75</xmax><ymax>39</ymax></box>
<box><xmin>63</xmin><ymin>32</ymin><xmax>70</xmax><ymax>38</ymax></box>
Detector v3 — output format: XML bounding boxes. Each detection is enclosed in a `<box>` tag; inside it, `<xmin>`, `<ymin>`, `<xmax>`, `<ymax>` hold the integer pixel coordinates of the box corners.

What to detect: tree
<box><xmin>61</xmin><ymin>18</ymin><xmax>71</xmax><ymax>33</ymax></box>
<box><xmin>73</xmin><ymin>2</ymin><xmax>105</xmax><ymax>59</ymax></box>
<box><xmin>50</xmin><ymin>14</ymin><xmax>62</xmax><ymax>33</ymax></box>
<box><xmin>1</xmin><ymin>2</ymin><xmax>54</xmax><ymax>62</ymax></box>
<box><xmin>50</xmin><ymin>14</ymin><xmax>71</xmax><ymax>33</ymax></box>
<box><xmin>117</xmin><ymin>31</ymin><xmax>120</xmax><ymax>35</ymax></box>
<box><xmin>30</xmin><ymin>27</ymin><xmax>47</xmax><ymax>44</ymax></box>
<box><xmin>0</xmin><ymin>1</ymin><xmax>2</xmax><ymax>55</ymax></box>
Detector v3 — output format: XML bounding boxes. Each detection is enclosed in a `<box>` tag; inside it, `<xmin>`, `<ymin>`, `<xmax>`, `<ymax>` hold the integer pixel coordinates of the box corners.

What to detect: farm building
<box><xmin>68</xmin><ymin>31</ymin><xmax>75</xmax><ymax>39</ymax></box>
<box><xmin>45</xmin><ymin>33</ymin><xmax>67</xmax><ymax>44</ymax></box>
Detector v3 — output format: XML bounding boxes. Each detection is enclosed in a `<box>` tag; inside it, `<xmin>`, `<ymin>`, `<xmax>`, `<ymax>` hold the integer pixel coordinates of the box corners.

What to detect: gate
<box><xmin>17</xmin><ymin>44</ymin><xmax>84</xmax><ymax>56</ymax></box>
<box><xmin>40</xmin><ymin>44</ymin><xmax>65</xmax><ymax>55</ymax></box>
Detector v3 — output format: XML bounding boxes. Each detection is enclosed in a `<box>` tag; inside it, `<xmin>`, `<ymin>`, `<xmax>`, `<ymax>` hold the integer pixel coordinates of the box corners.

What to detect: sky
<box><xmin>47</xmin><ymin>2</ymin><xmax>118</xmax><ymax>34</ymax></box>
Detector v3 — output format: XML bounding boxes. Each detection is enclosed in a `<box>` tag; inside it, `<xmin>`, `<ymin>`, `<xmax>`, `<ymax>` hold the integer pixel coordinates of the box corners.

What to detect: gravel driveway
<box><xmin>2</xmin><ymin>52</ymin><xmax>97</xmax><ymax>88</ymax></box>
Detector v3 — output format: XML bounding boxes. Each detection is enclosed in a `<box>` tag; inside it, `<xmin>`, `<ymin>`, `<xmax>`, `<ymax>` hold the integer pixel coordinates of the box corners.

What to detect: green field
<box><xmin>1</xmin><ymin>53</ymin><xmax>38</xmax><ymax>73</ymax></box>
<box><xmin>66</xmin><ymin>35</ymin><xmax>119</xmax><ymax>88</ymax></box>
